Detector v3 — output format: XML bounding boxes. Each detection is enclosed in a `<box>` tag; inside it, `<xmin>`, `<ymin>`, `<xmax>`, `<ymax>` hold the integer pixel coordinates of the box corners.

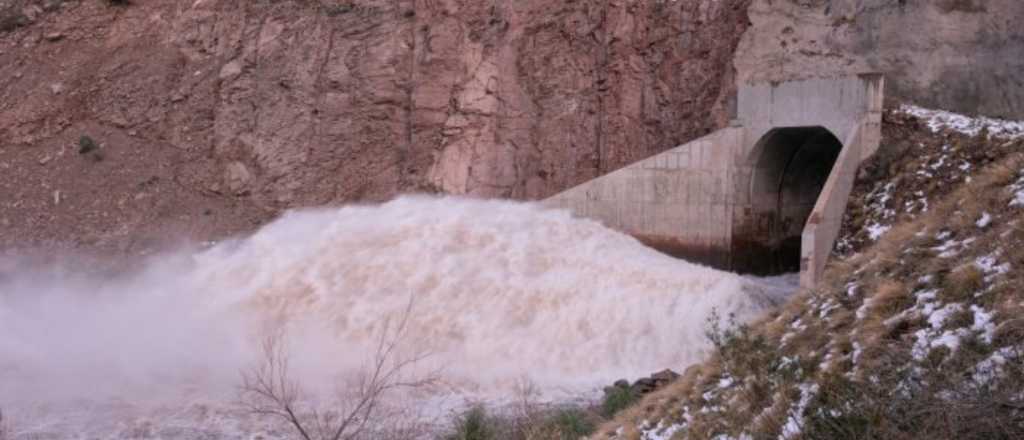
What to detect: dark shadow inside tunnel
<box><xmin>733</xmin><ymin>126</ymin><xmax>843</xmax><ymax>276</ymax></box>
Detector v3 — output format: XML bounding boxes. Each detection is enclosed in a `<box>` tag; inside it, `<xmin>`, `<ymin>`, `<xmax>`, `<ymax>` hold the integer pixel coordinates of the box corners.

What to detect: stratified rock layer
<box><xmin>0</xmin><ymin>0</ymin><xmax>749</xmax><ymax>252</ymax></box>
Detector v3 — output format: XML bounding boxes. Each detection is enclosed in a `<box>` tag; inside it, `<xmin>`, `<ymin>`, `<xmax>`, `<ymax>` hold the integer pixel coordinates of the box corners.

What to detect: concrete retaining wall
<box><xmin>545</xmin><ymin>75</ymin><xmax>884</xmax><ymax>287</ymax></box>
<box><xmin>545</xmin><ymin>128</ymin><xmax>745</xmax><ymax>268</ymax></box>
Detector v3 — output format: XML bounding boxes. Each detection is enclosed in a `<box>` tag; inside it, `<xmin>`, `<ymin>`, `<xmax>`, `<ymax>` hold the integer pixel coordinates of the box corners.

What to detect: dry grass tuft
<box><xmin>945</xmin><ymin>307</ymin><xmax>976</xmax><ymax>330</ymax></box>
<box><xmin>876</xmin><ymin>221</ymin><xmax>926</xmax><ymax>263</ymax></box>
<box><xmin>865</xmin><ymin>279</ymin><xmax>911</xmax><ymax>319</ymax></box>
<box><xmin>993</xmin><ymin>318</ymin><xmax>1024</xmax><ymax>348</ymax></box>
<box><xmin>941</xmin><ymin>264</ymin><xmax>984</xmax><ymax>302</ymax></box>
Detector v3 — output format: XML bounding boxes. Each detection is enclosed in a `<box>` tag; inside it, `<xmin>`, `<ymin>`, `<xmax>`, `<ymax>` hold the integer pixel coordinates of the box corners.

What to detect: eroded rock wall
<box><xmin>401</xmin><ymin>0</ymin><xmax>752</xmax><ymax>199</ymax></box>
<box><xmin>736</xmin><ymin>0</ymin><xmax>1024</xmax><ymax>119</ymax></box>
<box><xmin>0</xmin><ymin>0</ymin><xmax>750</xmax><ymax>252</ymax></box>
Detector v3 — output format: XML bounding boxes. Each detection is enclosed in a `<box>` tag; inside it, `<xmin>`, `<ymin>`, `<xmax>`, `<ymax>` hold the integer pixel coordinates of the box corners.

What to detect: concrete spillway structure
<box><xmin>545</xmin><ymin>75</ymin><xmax>884</xmax><ymax>288</ymax></box>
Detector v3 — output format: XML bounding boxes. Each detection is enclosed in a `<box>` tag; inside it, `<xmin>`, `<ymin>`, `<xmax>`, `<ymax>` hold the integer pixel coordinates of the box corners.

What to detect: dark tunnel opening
<box><xmin>733</xmin><ymin>127</ymin><xmax>843</xmax><ymax>275</ymax></box>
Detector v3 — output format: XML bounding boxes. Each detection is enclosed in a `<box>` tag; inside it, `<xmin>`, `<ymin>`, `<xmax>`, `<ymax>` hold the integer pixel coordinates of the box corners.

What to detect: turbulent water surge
<box><xmin>0</xmin><ymin>197</ymin><xmax>794</xmax><ymax>438</ymax></box>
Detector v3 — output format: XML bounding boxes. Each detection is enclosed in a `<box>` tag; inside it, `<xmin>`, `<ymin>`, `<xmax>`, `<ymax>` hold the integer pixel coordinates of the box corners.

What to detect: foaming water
<box><xmin>0</xmin><ymin>196</ymin><xmax>795</xmax><ymax>438</ymax></box>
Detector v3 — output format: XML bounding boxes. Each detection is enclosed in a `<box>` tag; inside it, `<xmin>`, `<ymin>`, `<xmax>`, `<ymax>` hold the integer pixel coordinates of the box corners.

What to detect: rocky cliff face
<box><xmin>3</xmin><ymin>0</ymin><xmax>1022</xmax><ymax>254</ymax></box>
<box><xmin>415</xmin><ymin>0</ymin><xmax>749</xmax><ymax>198</ymax></box>
<box><xmin>0</xmin><ymin>0</ymin><xmax>749</xmax><ymax>252</ymax></box>
<box><xmin>736</xmin><ymin>0</ymin><xmax>1024</xmax><ymax>119</ymax></box>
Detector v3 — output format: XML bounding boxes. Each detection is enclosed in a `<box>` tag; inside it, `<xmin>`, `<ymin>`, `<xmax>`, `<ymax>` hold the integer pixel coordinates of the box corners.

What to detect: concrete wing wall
<box><xmin>801</xmin><ymin>78</ymin><xmax>884</xmax><ymax>287</ymax></box>
<box><xmin>544</xmin><ymin>127</ymin><xmax>745</xmax><ymax>268</ymax></box>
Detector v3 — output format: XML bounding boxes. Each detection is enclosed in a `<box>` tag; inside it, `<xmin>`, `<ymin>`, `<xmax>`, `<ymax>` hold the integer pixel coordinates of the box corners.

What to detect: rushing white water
<box><xmin>0</xmin><ymin>196</ymin><xmax>794</xmax><ymax>438</ymax></box>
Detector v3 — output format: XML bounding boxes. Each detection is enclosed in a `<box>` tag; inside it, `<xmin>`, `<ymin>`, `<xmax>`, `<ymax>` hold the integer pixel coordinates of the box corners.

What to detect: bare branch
<box><xmin>239</xmin><ymin>326</ymin><xmax>315</xmax><ymax>440</ymax></box>
<box><xmin>239</xmin><ymin>296</ymin><xmax>441</xmax><ymax>440</ymax></box>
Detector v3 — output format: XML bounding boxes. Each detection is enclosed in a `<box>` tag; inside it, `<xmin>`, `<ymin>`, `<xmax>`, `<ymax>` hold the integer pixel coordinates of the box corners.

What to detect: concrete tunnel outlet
<box><xmin>546</xmin><ymin>76</ymin><xmax>885</xmax><ymax>287</ymax></box>
<box><xmin>732</xmin><ymin>126</ymin><xmax>843</xmax><ymax>276</ymax></box>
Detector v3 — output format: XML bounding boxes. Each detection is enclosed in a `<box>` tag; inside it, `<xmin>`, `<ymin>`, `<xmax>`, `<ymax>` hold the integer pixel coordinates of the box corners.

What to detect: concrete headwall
<box><xmin>734</xmin><ymin>74</ymin><xmax>884</xmax><ymax>286</ymax></box>
<box><xmin>545</xmin><ymin>75</ymin><xmax>883</xmax><ymax>287</ymax></box>
<box><xmin>737</xmin><ymin>75</ymin><xmax>884</xmax><ymax>162</ymax></box>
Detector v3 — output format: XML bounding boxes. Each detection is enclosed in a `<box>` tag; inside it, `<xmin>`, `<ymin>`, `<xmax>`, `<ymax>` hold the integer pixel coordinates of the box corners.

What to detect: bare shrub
<box><xmin>442</xmin><ymin>379</ymin><xmax>601</xmax><ymax>440</ymax></box>
<box><xmin>684</xmin><ymin>312</ymin><xmax>802</xmax><ymax>438</ymax></box>
<box><xmin>239</xmin><ymin>301</ymin><xmax>439</xmax><ymax>440</ymax></box>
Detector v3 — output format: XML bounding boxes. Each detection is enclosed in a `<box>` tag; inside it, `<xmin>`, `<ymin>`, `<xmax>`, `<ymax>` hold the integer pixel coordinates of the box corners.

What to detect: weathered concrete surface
<box><xmin>546</xmin><ymin>75</ymin><xmax>884</xmax><ymax>287</ymax></box>
<box><xmin>798</xmin><ymin>78</ymin><xmax>883</xmax><ymax>287</ymax></box>
<box><xmin>735</xmin><ymin>0</ymin><xmax>1024</xmax><ymax>119</ymax></box>
<box><xmin>732</xmin><ymin>126</ymin><xmax>842</xmax><ymax>276</ymax></box>
<box><xmin>547</xmin><ymin>128</ymin><xmax>744</xmax><ymax>269</ymax></box>
<box><xmin>737</xmin><ymin>75</ymin><xmax>884</xmax><ymax>287</ymax></box>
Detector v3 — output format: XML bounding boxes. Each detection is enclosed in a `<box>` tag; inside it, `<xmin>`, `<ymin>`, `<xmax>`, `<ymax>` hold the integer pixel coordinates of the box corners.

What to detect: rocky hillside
<box><xmin>597</xmin><ymin>106</ymin><xmax>1024</xmax><ymax>439</ymax></box>
<box><xmin>0</xmin><ymin>0</ymin><xmax>749</xmax><ymax>255</ymax></box>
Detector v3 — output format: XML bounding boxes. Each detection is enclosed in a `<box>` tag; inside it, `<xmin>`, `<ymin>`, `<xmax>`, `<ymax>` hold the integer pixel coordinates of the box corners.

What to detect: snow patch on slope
<box><xmin>901</xmin><ymin>105</ymin><xmax>1024</xmax><ymax>139</ymax></box>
